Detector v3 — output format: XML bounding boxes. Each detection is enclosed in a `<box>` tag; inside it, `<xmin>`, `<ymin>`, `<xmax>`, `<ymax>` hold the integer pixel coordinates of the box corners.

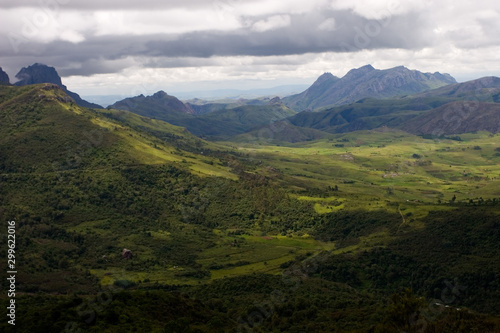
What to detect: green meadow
<box><xmin>228</xmin><ymin>129</ymin><xmax>500</xmax><ymax>206</ymax></box>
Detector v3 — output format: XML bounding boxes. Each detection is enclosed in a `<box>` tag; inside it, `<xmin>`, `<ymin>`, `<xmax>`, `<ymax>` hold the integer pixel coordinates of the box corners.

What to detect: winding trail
<box><xmin>396</xmin><ymin>205</ymin><xmax>406</xmax><ymax>233</ymax></box>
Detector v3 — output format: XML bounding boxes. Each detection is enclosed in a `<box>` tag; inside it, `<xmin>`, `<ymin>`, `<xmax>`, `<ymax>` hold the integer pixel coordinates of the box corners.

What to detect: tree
<box><xmin>380</xmin><ymin>289</ymin><xmax>427</xmax><ymax>333</ymax></box>
<box><xmin>450</xmin><ymin>195</ymin><xmax>456</xmax><ymax>204</ymax></box>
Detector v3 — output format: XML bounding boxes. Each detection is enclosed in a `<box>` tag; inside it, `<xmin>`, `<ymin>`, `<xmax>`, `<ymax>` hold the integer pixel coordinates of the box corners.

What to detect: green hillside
<box><xmin>0</xmin><ymin>84</ymin><xmax>236</xmax><ymax>177</ymax></box>
<box><xmin>1</xmin><ymin>84</ymin><xmax>500</xmax><ymax>332</ymax></box>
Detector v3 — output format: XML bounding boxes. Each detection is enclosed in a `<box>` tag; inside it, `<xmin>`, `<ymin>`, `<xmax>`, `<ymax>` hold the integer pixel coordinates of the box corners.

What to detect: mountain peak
<box><xmin>311</xmin><ymin>72</ymin><xmax>339</xmax><ymax>87</ymax></box>
<box><xmin>360</xmin><ymin>64</ymin><xmax>375</xmax><ymax>70</ymax></box>
<box><xmin>15</xmin><ymin>63</ymin><xmax>63</xmax><ymax>87</ymax></box>
<box><xmin>318</xmin><ymin>72</ymin><xmax>335</xmax><ymax>80</ymax></box>
<box><xmin>268</xmin><ymin>96</ymin><xmax>283</xmax><ymax>105</ymax></box>
<box><xmin>13</xmin><ymin>63</ymin><xmax>102</xmax><ymax>109</ymax></box>
<box><xmin>0</xmin><ymin>67</ymin><xmax>9</xmax><ymax>85</ymax></box>
<box><xmin>110</xmin><ymin>90</ymin><xmax>194</xmax><ymax>116</ymax></box>
<box><xmin>152</xmin><ymin>90</ymin><xmax>169</xmax><ymax>98</ymax></box>
<box><xmin>343</xmin><ymin>64</ymin><xmax>376</xmax><ymax>80</ymax></box>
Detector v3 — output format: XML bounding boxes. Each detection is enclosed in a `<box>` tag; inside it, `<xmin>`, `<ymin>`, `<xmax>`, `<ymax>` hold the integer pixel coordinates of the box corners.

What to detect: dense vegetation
<box><xmin>1</xmin><ymin>84</ymin><xmax>500</xmax><ymax>332</ymax></box>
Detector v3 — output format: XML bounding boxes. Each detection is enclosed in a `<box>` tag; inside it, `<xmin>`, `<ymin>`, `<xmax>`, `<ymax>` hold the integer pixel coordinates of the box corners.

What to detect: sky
<box><xmin>1</xmin><ymin>0</ymin><xmax>500</xmax><ymax>98</ymax></box>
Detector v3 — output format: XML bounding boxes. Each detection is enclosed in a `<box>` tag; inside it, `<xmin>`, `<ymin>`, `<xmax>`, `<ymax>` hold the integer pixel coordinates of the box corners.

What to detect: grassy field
<box><xmin>89</xmin><ymin>230</ymin><xmax>337</xmax><ymax>286</ymax></box>
<box><xmin>84</xmin><ymin>129</ymin><xmax>500</xmax><ymax>287</ymax></box>
<box><xmin>225</xmin><ymin>129</ymin><xmax>500</xmax><ymax>206</ymax></box>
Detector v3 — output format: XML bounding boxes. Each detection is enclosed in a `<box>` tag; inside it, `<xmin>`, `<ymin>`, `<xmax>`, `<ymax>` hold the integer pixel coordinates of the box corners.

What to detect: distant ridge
<box><xmin>109</xmin><ymin>90</ymin><xmax>195</xmax><ymax>116</ymax></box>
<box><xmin>280</xmin><ymin>75</ymin><xmax>500</xmax><ymax>139</ymax></box>
<box><xmin>283</xmin><ymin>65</ymin><xmax>456</xmax><ymax>110</ymax></box>
<box><xmin>14</xmin><ymin>63</ymin><xmax>102</xmax><ymax>109</ymax></box>
<box><xmin>402</xmin><ymin>101</ymin><xmax>500</xmax><ymax>135</ymax></box>
<box><xmin>110</xmin><ymin>91</ymin><xmax>297</xmax><ymax>139</ymax></box>
<box><xmin>414</xmin><ymin>76</ymin><xmax>500</xmax><ymax>100</ymax></box>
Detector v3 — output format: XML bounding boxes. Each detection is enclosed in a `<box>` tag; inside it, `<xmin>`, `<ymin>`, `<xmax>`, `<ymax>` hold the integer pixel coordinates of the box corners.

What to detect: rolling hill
<box><xmin>412</xmin><ymin>76</ymin><xmax>500</xmax><ymax>101</ymax></box>
<box><xmin>0</xmin><ymin>83</ymin><xmax>234</xmax><ymax>177</ymax></box>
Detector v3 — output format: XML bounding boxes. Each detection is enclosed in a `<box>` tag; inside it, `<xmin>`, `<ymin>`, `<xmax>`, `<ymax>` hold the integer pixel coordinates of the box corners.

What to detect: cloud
<box><xmin>252</xmin><ymin>15</ymin><xmax>292</xmax><ymax>32</ymax></box>
<box><xmin>1</xmin><ymin>0</ymin><xmax>215</xmax><ymax>10</ymax></box>
<box><xmin>318</xmin><ymin>18</ymin><xmax>336</xmax><ymax>31</ymax></box>
<box><xmin>329</xmin><ymin>0</ymin><xmax>426</xmax><ymax>20</ymax></box>
<box><xmin>1</xmin><ymin>0</ymin><xmax>500</xmax><ymax>94</ymax></box>
<box><xmin>0</xmin><ymin>9</ymin><xmax>432</xmax><ymax>77</ymax></box>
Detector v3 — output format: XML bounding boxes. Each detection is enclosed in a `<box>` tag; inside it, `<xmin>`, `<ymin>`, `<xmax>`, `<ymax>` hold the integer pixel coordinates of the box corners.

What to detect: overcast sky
<box><xmin>1</xmin><ymin>0</ymin><xmax>500</xmax><ymax>97</ymax></box>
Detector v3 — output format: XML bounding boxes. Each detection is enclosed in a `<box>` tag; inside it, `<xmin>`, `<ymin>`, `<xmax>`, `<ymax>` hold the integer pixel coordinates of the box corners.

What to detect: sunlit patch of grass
<box><xmin>331</xmin><ymin>230</ymin><xmax>394</xmax><ymax>255</ymax></box>
<box><xmin>221</xmin><ymin>130</ymin><xmax>500</xmax><ymax>203</ymax></box>
<box><xmin>66</xmin><ymin>219</ymin><xmax>115</xmax><ymax>235</ymax></box>
<box><xmin>195</xmin><ymin>233</ymin><xmax>336</xmax><ymax>281</ymax></box>
<box><xmin>90</xmin><ymin>117</ymin><xmax>118</xmax><ymax>130</ymax></box>
<box><xmin>313</xmin><ymin>202</ymin><xmax>344</xmax><ymax>213</ymax></box>
<box><xmin>91</xmin><ymin>268</ymin><xmax>203</xmax><ymax>286</ymax></box>
<box><xmin>149</xmin><ymin>230</ymin><xmax>171</xmax><ymax>240</ymax></box>
<box><xmin>209</xmin><ymin>255</ymin><xmax>294</xmax><ymax>279</ymax></box>
<box><xmin>188</xmin><ymin>162</ymin><xmax>238</xmax><ymax>180</ymax></box>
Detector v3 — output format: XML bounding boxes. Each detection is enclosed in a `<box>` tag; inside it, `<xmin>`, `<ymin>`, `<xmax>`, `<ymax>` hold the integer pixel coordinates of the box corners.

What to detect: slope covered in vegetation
<box><xmin>1</xmin><ymin>85</ymin><xmax>500</xmax><ymax>332</ymax></box>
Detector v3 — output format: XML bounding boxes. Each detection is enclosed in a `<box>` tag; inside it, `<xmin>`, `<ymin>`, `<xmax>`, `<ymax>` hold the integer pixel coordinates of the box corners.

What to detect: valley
<box><xmin>1</xmin><ymin>64</ymin><xmax>500</xmax><ymax>332</ymax></box>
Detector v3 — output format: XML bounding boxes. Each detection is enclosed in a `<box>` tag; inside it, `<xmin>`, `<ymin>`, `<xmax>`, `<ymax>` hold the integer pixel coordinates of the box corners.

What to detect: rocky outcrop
<box><xmin>121</xmin><ymin>248</ymin><xmax>133</xmax><ymax>259</ymax></box>
<box><xmin>14</xmin><ymin>63</ymin><xmax>102</xmax><ymax>108</ymax></box>
<box><xmin>267</xmin><ymin>96</ymin><xmax>283</xmax><ymax>105</ymax></box>
<box><xmin>0</xmin><ymin>67</ymin><xmax>10</xmax><ymax>85</ymax></box>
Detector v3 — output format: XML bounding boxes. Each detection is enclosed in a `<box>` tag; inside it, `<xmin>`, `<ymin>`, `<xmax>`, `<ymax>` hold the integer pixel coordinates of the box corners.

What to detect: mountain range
<box><xmin>283</xmin><ymin>65</ymin><xmax>456</xmax><ymax>111</ymax></box>
<box><xmin>0</xmin><ymin>82</ymin><xmax>226</xmax><ymax>176</ymax></box>
<box><xmin>105</xmin><ymin>66</ymin><xmax>499</xmax><ymax>141</ymax></box>
<box><xmin>3</xmin><ymin>63</ymin><xmax>500</xmax><ymax>141</ymax></box>
<box><xmin>279</xmin><ymin>76</ymin><xmax>500</xmax><ymax>140</ymax></box>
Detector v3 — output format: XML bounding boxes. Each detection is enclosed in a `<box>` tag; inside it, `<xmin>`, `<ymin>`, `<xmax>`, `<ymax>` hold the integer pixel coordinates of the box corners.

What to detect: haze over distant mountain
<box><xmin>0</xmin><ymin>67</ymin><xmax>9</xmax><ymax>85</ymax></box>
<box><xmin>283</xmin><ymin>65</ymin><xmax>457</xmax><ymax>111</ymax></box>
<box><xmin>173</xmin><ymin>84</ymin><xmax>311</xmax><ymax>100</ymax></box>
<box><xmin>13</xmin><ymin>63</ymin><xmax>102</xmax><ymax>109</ymax></box>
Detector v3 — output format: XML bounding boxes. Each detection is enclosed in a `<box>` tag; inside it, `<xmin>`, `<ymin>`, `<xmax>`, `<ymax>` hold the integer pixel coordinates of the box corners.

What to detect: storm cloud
<box><xmin>1</xmin><ymin>9</ymin><xmax>429</xmax><ymax>75</ymax></box>
<box><xmin>1</xmin><ymin>0</ymin><xmax>499</xmax><ymax>95</ymax></box>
